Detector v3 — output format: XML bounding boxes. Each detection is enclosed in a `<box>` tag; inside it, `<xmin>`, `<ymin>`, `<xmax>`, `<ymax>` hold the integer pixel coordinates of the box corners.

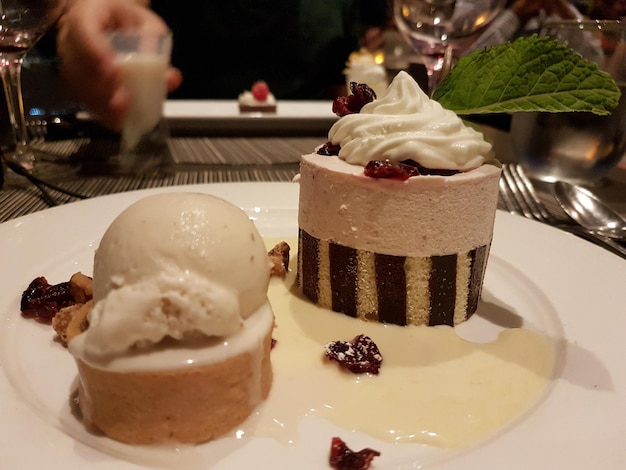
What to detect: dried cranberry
<box><xmin>324</xmin><ymin>334</ymin><xmax>383</xmax><ymax>375</ymax></box>
<box><xmin>332</xmin><ymin>96</ymin><xmax>352</xmax><ymax>117</ymax></box>
<box><xmin>317</xmin><ymin>142</ymin><xmax>341</xmax><ymax>156</ymax></box>
<box><xmin>329</xmin><ymin>436</ymin><xmax>381</xmax><ymax>470</ymax></box>
<box><xmin>350</xmin><ymin>82</ymin><xmax>377</xmax><ymax>106</ymax></box>
<box><xmin>364</xmin><ymin>160</ymin><xmax>420</xmax><ymax>180</ymax></box>
<box><xmin>332</xmin><ymin>83</ymin><xmax>376</xmax><ymax>117</ymax></box>
<box><xmin>20</xmin><ymin>276</ymin><xmax>75</xmax><ymax>324</ymax></box>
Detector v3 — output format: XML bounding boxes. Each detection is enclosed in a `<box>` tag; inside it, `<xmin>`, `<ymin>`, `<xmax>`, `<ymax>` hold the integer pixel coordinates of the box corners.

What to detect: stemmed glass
<box><xmin>393</xmin><ymin>0</ymin><xmax>505</xmax><ymax>95</ymax></box>
<box><xmin>0</xmin><ymin>0</ymin><xmax>62</xmax><ymax>170</ymax></box>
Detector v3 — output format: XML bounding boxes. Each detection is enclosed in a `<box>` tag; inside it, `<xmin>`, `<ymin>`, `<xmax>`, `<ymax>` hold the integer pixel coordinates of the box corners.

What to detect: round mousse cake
<box><xmin>296</xmin><ymin>71</ymin><xmax>501</xmax><ymax>327</ymax></box>
<box><xmin>68</xmin><ymin>193</ymin><xmax>274</xmax><ymax>444</ymax></box>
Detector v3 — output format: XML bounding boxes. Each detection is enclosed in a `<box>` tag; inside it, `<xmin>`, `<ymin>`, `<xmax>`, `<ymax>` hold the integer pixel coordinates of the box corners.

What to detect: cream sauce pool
<box><xmin>236</xmin><ymin>239</ymin><xmax>555</xmax><ymax>449</ymax></box>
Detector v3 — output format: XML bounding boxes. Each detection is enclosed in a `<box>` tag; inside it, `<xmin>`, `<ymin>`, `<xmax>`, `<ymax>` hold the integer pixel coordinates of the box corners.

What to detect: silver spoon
<box><xmin>553</xmin><ymin>181</ymin><xmax>626</xmax><ymax>240</ymax></box>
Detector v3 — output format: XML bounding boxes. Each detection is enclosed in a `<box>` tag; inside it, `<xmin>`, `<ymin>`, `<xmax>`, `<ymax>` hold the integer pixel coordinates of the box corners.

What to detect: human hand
<box><xmin>362</xmin><ymin>27</ymin><xmax>384</xmax><ymax>51</ymax></box>
<box><xmin>56</xmin><ymin>0</ymin><xmax>182</xmax><ymax>130</ymax></box>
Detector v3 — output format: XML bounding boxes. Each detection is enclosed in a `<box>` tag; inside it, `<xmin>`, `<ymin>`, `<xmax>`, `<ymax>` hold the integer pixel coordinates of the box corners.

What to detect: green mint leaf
<box><xmin>433</xmin><ymin>35</ymin><xmax>621</xmax><ymax>116</ymax></box>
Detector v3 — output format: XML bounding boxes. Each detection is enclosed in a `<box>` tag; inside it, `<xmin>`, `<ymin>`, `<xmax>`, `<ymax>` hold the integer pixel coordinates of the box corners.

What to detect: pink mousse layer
<box><xmin>298</xmin><ymin>153</ymin><xmax>501</xmax><ymax>258</ymax></box>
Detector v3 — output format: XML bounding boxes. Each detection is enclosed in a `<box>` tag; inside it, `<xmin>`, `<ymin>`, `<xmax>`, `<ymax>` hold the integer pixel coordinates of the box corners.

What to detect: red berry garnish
<box><xmin>329</xmin><ymin>437</ymin><xmax>381</xmax><ymax>470</ymax></box>
<box><xmin>350</xmin><ymin>82</ymin><xmax>377</xmax><ymax>106</ymax></box>
<box><xmin>332</xmin><ymin>82</ymin><xmax>376</xmax><ymax>117</ymax></box>
<box><xmin>20</xmin><ymin>276</ymin><xmax>75</xmax><ymax>324</ymax></box>
<box><xmin>251</xmin><ymin>80</ymin><xmax>270</xmax><ymax>101</ymax></box>
<box><xmin>364</xmin><ymin>159</ymin><xmax>420</xmax><ymax>180</ymax></box>
<box><xmin>332</xmin><ymin>96</ymin><xmax>353</xmax><ymax>116</ymax></box>
<box><xmin>324</xmin><ymin>334</ymin><xmax>383</xmax><ymax>375</ymax></box>
<box><xmin>317</xmin><ymin>142</ymin><xmax>341</xmax><ymax>156</ymax></box>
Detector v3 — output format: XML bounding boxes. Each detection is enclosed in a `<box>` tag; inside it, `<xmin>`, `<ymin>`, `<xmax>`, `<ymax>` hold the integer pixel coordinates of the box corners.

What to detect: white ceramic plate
<box><xmin>1</xmin><ymin>182</ymin><xmax>625</xmax><ymax>469</ymax></box>
<box><xmin>164</xmin><ymin>100</ymin><xmax>337</xmax><ymax>135</ymax></box>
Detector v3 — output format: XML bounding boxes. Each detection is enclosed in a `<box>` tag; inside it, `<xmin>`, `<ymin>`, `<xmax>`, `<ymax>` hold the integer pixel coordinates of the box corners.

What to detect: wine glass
<box><xmin>0</xmin><ymin>0</ymin><xmax>61</xmax><ymax>170</ymax></box>
<box><xmin>393</xmin><ymin>0</ymin><xmax>505</xmax><ymax>95</ymax></box>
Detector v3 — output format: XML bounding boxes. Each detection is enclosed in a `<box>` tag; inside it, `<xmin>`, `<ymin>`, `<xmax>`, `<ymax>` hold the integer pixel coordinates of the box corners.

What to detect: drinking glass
<box><xmin>511</xmin><ymin>20</ymin><xmax>626</xmax><ymax>185</ymax></box>
<box><xmin>393</xmin><ymin>0</ymin><xmax>505</xmax><ymax>95</ymax></box>
<box><xmin>107</xmin><ymin>29</ymin><xmax>172</xmax><ymax>172</ymax></box>
<box><xmin>0</xmin><ymin>0</ymin><xmax>61</xmax><ymax>170</ymax></box>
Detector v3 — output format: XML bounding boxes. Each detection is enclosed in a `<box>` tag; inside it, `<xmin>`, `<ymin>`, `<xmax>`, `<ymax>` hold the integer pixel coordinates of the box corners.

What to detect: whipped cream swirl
<box><xmin>328</xmin><ymin>71</ymin><xmax>494</xmax><ymax>171</ymax></box>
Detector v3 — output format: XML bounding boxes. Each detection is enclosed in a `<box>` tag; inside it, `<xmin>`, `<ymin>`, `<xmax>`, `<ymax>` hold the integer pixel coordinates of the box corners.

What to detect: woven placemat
<box><xmin>0</xmin><ymin>136</ymin><xmax>313</xmax><ymax>223</ymax></box>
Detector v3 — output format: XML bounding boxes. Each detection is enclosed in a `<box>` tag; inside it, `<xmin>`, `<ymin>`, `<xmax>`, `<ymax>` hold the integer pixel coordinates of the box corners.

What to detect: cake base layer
<box><xmin>238</xmin><ymin>104</ymin><xmax>277</xmax><ymax>113</ymax></box>
<box><xmin>297</xmin><ymin>229</ymin><xmax>489</xmax><ymax>326</ymax></box>
<box><xmin>74</xmin><ymin>323</ymin><xmax>273</xmax><ymax>445</ymax></box>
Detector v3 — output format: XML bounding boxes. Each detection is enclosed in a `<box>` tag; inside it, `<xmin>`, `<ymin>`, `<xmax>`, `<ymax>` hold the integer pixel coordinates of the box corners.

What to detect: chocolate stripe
<box><xmin>300</xmin><ymin>230</ymin><xmax>319</xmax><ymax>303</ymax></box>
<box><xmin>298</xmin><ymin>229</ymin><xmax>490</xmax><ymax>327</ymax></box>
<box><xmin>467</xmin><ymin>245</ymin><xmax>488</xmax><ymax>313</ymax></box>
<box><xmin>375</xmin><ymin>253</ymin><xmax>407</xmax><ymax>326</ymax></box>
<box><xmin>296</xmin><ymin>231</ymin><xmax>302</xmax><ymax>288</ymax></box>
<box><xmin>429</xmin><ymin>254</ymin><xmax>458</xmax><ymax>326</ymax></box>
<box><xmin>329</xmin><ymin>243</ymin><xmax>358</xmax><ymax>317</ymax></box>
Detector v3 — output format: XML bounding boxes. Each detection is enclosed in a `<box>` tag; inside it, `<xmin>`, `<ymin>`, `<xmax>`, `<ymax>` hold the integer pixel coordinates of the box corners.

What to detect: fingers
<box><xmin>167</xmin><ymin>67</ymin><xmax>184</xmax><ymax>94</ymax></box>
<box><xmin>56</xmin><ymin>0</ymin><xmax>175</xmax><ymax>130</ymax></box>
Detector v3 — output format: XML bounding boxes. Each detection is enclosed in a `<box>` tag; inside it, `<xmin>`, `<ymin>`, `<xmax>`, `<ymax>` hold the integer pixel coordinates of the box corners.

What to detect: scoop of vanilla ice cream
<box><xmin>81</xmin><ymin>192</ymin><xmax>271</xmax><ymax>360</ymax></box>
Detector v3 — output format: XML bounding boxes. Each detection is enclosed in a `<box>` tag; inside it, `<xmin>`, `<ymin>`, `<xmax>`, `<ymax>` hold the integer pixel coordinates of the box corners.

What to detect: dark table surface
<box><xmin>0</xmin><ymin>132</ymin><xmax>321</xmax><ymax>223</ymax></box>
<box><xmin>1</xmin><ymin>118</ymin><xmax>625</xmax><ymax>225</ymax></box>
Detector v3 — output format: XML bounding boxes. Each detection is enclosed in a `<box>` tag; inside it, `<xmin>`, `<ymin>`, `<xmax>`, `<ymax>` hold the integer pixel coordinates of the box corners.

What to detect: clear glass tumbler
<box><xmin>511</xmin><ymin>20</ymin><xmax>626</xmax><ymax>185</ymax></box>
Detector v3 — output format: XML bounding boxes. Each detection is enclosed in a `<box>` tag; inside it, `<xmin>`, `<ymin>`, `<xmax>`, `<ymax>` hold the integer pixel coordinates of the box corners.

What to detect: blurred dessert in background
<box><xmin>238</xmin><ymin>80</ymin><xmax>277</xmax><ymax>113</ymax></box>
<box><xmin>67</xmin><ymin>192</ymin><xmax>274</xmax><ymax>444</ymax></box>
<box><xmin>343</xmin><ymin>47</ymin><xmax>388</xmax><ymax>98</ymax></box>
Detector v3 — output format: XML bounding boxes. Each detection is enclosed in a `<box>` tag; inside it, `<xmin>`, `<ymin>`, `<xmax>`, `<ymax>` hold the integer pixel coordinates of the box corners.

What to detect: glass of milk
<box><xmin>108</xmin><ymin>29</ymin><xmax>172</xmax><ymax>169</ymax></box>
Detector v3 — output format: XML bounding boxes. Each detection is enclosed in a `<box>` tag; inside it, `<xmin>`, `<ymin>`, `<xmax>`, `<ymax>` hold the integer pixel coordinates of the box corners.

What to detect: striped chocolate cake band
<box><xmin>296</xmin><ymin>229</ymin><xmax>490</xmax><ymax>327</ymax></box>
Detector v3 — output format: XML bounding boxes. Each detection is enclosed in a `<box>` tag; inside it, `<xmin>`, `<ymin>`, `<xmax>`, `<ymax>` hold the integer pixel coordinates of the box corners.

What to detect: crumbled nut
<box><xmin>52</xmin><ymin>300</ymin><xmax>92</xmax><ymax>347</ymax></box>
<box><xmin>51</xmin><ymin>305</ymin><xmax>76</xmax><ymax>345</ymax></box>
<box><xmin>69</xmin><ymin>272</ymin><xmax>93</xmax><ymax>303</ymax></box>
<box><xmin>268</xmin><ymin>241</ymin><xmax>290</xmax><ymax>277</ymax></box>
<box><xmin>67</xmin><ymin>300</ymin><xmax>91</xmax><ymax>343</ymax></box>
